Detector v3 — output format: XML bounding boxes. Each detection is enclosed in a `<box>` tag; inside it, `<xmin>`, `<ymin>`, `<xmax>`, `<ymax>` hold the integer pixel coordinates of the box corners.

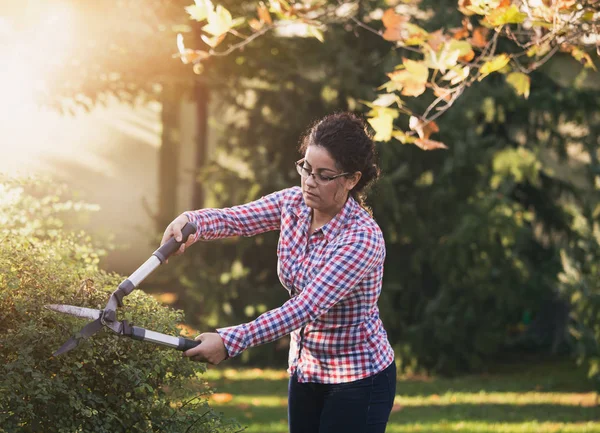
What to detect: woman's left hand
<box><xmin>184</xmin><ymin>332</ymin><xmax>228</xmax><ymax>365</ymax></box>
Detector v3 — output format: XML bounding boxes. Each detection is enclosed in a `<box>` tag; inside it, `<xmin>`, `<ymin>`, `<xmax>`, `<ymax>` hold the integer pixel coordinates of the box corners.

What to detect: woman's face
<box><xmin>300</xmin><ymin>145</ymin><xmax>361</xmax><ymax>215</ymax></box>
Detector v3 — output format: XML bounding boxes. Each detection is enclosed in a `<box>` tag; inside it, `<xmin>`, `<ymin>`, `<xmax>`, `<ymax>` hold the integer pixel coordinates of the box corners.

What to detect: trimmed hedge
<box><xmin>0</xmin><ymin>178</ymin><xmax>238</xmax><ymax>433</ymax></box>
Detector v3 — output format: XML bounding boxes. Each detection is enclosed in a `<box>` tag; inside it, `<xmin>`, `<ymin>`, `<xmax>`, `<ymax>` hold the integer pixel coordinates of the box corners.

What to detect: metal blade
<box><xmin>52</xmin><ymin>318</ymin><xmax>104</xmax><ymax>357</ymax></box>
<box><xmin>52</xmin><ymin>337</ymin><xmax>79</xmax><ymax>357</ymax></box>
<box><xmin>45</xmin><ymin>304</ymin><xmax>102</xmax><ymax>321</ymax></box>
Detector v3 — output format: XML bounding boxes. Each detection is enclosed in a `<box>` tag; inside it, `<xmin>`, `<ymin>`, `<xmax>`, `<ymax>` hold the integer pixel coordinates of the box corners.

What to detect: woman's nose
<box><xmin>305</xmin><ymin>173</ymin><xmax>318</xmax><ymax>187</ymax></box>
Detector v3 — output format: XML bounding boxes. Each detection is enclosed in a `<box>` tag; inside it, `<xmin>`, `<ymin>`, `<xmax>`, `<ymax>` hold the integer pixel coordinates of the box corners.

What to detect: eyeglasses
<box><xmin>295</xmin><ymin>159</ymin><xmax>350</xmax><ymax>186</ymax></box>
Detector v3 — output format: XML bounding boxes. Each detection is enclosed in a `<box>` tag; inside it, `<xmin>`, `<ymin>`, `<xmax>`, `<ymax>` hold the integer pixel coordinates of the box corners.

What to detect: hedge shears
<box><xmin>46</xmin><ymin>222</ymin><xmax>200</xmax><ymax>356</ymax></box>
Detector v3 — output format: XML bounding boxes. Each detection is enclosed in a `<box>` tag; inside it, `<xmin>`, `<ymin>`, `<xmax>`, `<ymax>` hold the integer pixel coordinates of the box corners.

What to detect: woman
<box><xmin>161</xmin><ymin>112</ymin><xmax>396</xmax><ymax>433</ymax></box>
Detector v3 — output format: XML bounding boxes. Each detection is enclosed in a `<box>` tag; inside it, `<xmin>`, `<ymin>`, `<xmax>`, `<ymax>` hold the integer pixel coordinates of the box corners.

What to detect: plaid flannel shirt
<box><xmin>185</xmin><ymin>187</ymin><xmax>394</xmax><ymax>384</ymax></box>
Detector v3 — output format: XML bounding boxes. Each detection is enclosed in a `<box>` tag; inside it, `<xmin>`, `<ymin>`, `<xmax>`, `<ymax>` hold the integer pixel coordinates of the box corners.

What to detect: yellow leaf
<box><xmin>404</xmin><ymin>23</ymin><xmax>429</xmax><ymax>46</ymax></box>
<box><xmin>372</xmin><ymin>93</ymin><xmax>402</xmax><ymax>108</ymax></box>
<box><xmin>392</xmin><ymin>130</ymin><xmax>417</xmax><ymax>144</ymax></box>
<box><xmin>367</xmin><ymin>108</ymin><xmax>399</xmax><ymax>142</ymax></box>
<box><xmin>176</xmin><ymin>33</ymin><xmax>210</xmax><ymax>64</ymax></box>
<box><xmin>478</xmin><ymin>54</ymin><xmax>511</xmax><ymax>80</ymax></box>
<box><xmin>425</xmin><ymin>45</ymin><xmax>460</xmax><ymax>74</ymax></box>
<box><xmin>388</xmin><ymin>59</ymin><xmax>429</xmax><ymax>97</ymax></box>
<box><xmin>463</xmin><ymin>0</ymin><xmax>503</xmax><ymax>16</ymax></box>
<box><xmin>506</xmin><ymin>72</ymin><xmax>530</xmax><ymax>98</ymax></box>
<box><xmin>571</xmin><ymin>47</ymin><xmax>597</xmax><ymax>71</ymax></box>
<box><xmin>442</xmin><ymin>66</ymin><xmax>470</xmax><ymax>85</ymax></box>
<box><xmin>404</xmin><ymin>58</ymin><xmax>429</xmax><ymax>81</ymax></box>
<box><xmin>308</xmin><ymin>25</ymin><xmax>325</xmax><ymax>43</ymax></box>
<box><xmin>203</xmin><ymin>4</ymin><xmax>233</xmax><ymax>36</ymax></box>
<box><xmin>484</xmin><ymin>5</ymin><xmax>527</xmax><ymax>27</ymax></box>
<box><xmin>201</xmin><ymin>33</ymin><xmax>226</xmax><ymax>48</ymax></box>
<box><xmin>185</xmin><ymin>0</ymin><xmax>213</xmax><ymax>22</ymax></box>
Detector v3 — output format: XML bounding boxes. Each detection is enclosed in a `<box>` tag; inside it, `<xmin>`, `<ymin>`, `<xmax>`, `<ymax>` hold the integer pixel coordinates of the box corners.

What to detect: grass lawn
<box><xmin>186</xmin><ymin>358</ymin><xmax>600</xmax><ymax>433</ymax></box>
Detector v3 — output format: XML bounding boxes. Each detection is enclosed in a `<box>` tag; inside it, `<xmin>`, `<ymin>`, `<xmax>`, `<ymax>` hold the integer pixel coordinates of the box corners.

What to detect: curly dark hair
<box><xmin>299</xmin><ymin>112</ymin><xmax>380</xmax><ymax>210</ymax></box>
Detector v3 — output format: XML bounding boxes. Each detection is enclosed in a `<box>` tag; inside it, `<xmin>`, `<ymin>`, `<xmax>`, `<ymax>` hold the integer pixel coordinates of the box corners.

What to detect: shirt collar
<box><xmin>293</xmin><ymin>193</ymin><xmax>358</xmax><ymax>242</ymax></box>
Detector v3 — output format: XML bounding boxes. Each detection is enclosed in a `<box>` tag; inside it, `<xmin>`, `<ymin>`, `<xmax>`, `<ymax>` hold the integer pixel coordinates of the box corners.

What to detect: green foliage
<box><xmin>0</xmin><ymin>178</ymin><xmax>238</xmax><ymax>433</ymax></box>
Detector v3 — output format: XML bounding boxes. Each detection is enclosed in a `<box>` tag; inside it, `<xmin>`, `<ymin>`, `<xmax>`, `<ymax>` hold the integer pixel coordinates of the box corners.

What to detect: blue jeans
<box><xmin>288</xmin><ymin>362</ymin><xmax>396</xmax><ymax>433</ymax></box>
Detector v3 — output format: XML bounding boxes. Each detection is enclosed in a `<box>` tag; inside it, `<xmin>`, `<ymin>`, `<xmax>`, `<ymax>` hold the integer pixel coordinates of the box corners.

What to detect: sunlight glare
<box><xmin>0</xmin><ymin>2</ymin><xmax>75</xmax><ymax>147</ymax></box>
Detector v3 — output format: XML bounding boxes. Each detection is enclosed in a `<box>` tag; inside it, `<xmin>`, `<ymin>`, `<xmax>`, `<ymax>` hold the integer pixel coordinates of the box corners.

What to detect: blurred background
<box><xmin>1</xmin><ymin>0</ymin><xmax>599</xmax><ymax>423</ymax></box>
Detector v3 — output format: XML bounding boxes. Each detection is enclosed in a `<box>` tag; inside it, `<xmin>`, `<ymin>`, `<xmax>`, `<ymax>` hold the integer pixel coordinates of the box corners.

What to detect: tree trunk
<box><xmin>158</xmin><ymin>83</ymin><xmax>181</xmax><ymax>229</ymax></box>
<box><xmin>192</xmin><ymin>80</ymin><xmax>210</xmax><ymax>210</ymax></box>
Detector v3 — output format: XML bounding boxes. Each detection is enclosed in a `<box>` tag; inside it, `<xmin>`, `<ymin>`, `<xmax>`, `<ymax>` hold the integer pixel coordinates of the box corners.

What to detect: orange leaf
<box><xmin>427</xmin><ymin>30</ymin><xmax>447</xmax><ymax>51</ymax></box>
<box><xmin>415</xmin><ymin>139</ymin><xmax>448</xmax><ymax>150</ymax></box>
<box><xmin>459</xmin><ymin>49</ymin><xmax>475</xmax><ymax>62</ymax></box>
<box><xmin>409</xmin><ymin>116</ymin><xmax>440</xmax><ymax>140</ymax></box>
<box><xmin>382</xmin><ymin>8</ymin><xmax>408</xmax><ymax>41</ymax></box>
<box><xmin>452</xmin><ymin>18</ymin><xmax>472</xmax><ymax>41</ymax></box>
<box><xmin>458</xmin><ymin>0</ymin><xmax>474</xmax><ymax>15</ymax></box>
<box><xmin>257</xmin><ymin>3</ymin><xmax>272</xmax><ymax>25</ymax></box>
<box><xmin>498</xmin><ymin>0</ymin><xmax>511</xmax><ymax>8</ymax></box>
<box><xmin>471</xmin><ymin>27</ymin><xmax>489</xmax><ymax>48</ymax></box>
<box><xmin>249</xmin><ymin>18</ymin><xmax>264</xmax><ymax>31</ymax></box>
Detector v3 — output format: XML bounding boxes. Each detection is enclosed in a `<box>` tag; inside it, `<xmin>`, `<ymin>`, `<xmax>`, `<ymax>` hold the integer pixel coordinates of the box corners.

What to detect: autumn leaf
<box><xmin>442</xmin><ymin>65</ymin><xmax>470</xmax><ymax>85</ymax></box>
<box><xmin>478</xmin><ymin>54</ymin><xmax>511</xmax><ymax>80</ymax></box>
<box><xmin>249</xmin><ymin>18</ymin><xmax>264</xmax><ymax>31</ymax></box>
<box><xmin>381</xmin><ymin>8</ymin><xmax>408</xmax><ymax>41</ymax></box>
<box><xmin>415</xmin><ymin>138</ymin><xmax>448</xmax><ymax>150</ymax></box>
<box><xmin>372</xmin><ymin>93</ymin><xmax>402</xmax><ymax>108</ymax></box>
<box><xmin>451</xmin><ymin>18</ymin><xmax>472</xmax><ymax>40</ymax></box>
<box><xmin>388</xmin><ymin>58</ymin><xmax>429</xmax><ymax>97</ymax></box>
<box><xmin>506</xmin><ymin>72</ymin><xmax>530</xmax><ymax>98</ymax></box>
<box><xmin>425</xmin><ymin>41</ymin><xmax>471</xmax><ymax>73</ymax></box>
<box><xmin>257</xmin><ymin>2</ymin><xmax>273</xmax><ymax>25</ymax></box>
<box><xmin>203</xmin><ymin>4</ymin><xmax>234</xmax><ymax>36</ymax></box>
<box><xmin>367</xmin><ymin>107</ymin><xmax>399</xmax><ymax>142</ymax></box>
<box><xmin>460</xmin><ymin>49</ymin><xmax>475</xmax><ymax>62</ymax></box>
<box><xmin>201</xmin><ymin>33</ymin><xmax>226</xmax><ymax>48</ymax></box>
<box><xmin>458</xmin><ymin>0</ymin><xmax>475</xmax><ymax>16</ymax></box>
<box><xmin>463</xmin><ymin>0</ymin><xmax>503</xmax><ymax>16</ymax></box>
<box><xmin>185</xmin><ymin>0</ymin><xmax>213</xmax><ymax>22</ymax></box>
<box><xmin>404</xmin><ymin>23</ymin><xmax>430</xmax><ymax>46</ymax></box>
<box><xmin>176</xmin><ymin>33</ymin><xmax>210</xmax><ymax>64</ymax></box>
<box><xmin>427</xmin><ymin>30</ymin><xmax>448</xmax><ymax>51</ymax></box>
<box><xmin>409</xmin><ymin>116</ymin><xmax>439</xmax><ymax>140</ymax></box>
<box><xmin>471</xmin><ymin>27</ymin><xmax>489</xmax><ymax>49</ymax></box>
<box><xmin>392</xmin><ymin>130</ymin><xmax>417</xmax><ymax>144</ymax></box>
<box><xmin>484</xmin><ymin>4</ymin><xmax>527</xmax><ymax>27</ymax></box>
<box><xmin>571</xmin><ymin>47</ymin><xmax>598</xmax><ymax>71</ymax></box>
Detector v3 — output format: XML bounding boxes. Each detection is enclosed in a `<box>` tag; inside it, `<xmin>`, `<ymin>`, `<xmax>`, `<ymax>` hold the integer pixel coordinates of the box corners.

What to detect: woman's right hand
<box><xmin>160</xmin><ymin>213</ymin><xmax>195</xmax><ymax>256</ymax></box>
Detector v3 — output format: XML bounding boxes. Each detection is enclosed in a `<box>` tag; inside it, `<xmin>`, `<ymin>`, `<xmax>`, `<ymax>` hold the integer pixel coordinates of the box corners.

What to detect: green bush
<box><xmin>0</xmin><ymin>178</ymin><xmax>239</xmax><ymax>433</ymax></box>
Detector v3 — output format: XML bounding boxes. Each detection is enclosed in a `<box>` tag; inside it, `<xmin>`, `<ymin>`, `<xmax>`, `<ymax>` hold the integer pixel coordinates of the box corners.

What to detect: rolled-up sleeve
<box><xmin>217</xmin><ymin>228</ymin><xmax>385</xmax><ymax>358</ymax></box>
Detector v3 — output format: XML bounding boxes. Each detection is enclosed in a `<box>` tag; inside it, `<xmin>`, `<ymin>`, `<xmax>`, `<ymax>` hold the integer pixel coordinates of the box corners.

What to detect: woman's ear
<box><xmin>346</xmin><ymin>171</ymin><xmax>362</xmax><ymax>191</ymax></box>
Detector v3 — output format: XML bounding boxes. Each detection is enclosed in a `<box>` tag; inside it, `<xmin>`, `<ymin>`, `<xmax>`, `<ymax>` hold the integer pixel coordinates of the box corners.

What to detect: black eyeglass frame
<box><xmin>295</xmin><ymin>158</ymin><xmax>351</xmax><ymax>185</ymax></box>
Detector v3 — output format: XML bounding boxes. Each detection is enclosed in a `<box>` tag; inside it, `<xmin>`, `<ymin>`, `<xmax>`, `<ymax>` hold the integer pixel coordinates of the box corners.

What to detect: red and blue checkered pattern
<box><xmin>185</xmin><ymin>187</ymin><xmax>395</xmax><ymax>384</ymax></box>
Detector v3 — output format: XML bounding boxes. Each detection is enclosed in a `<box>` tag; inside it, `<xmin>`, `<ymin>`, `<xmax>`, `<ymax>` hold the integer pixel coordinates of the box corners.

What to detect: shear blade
<box><xmin>53</xmin><ymin>337</ymin><xmax>80</xmax><ymax>357</ymax></box>
<box><xmin>45</xmin><ymin>304</ymin><xmax>102</xmax><ymax>321</ymax></box>
<box><xmin>52</xmin><ymin>318</ymin><xmax>104</xmax><ymax>357</ymax></box>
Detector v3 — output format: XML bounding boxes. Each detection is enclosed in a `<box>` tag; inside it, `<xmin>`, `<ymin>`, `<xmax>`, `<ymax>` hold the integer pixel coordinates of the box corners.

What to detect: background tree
<box><xmin>169</xmin><ymin>0</ymin><xmax>600</xmax><ymax>383</ymax></box>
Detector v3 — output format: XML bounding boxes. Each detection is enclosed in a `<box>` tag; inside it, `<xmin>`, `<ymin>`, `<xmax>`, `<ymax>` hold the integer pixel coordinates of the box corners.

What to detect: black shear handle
<box><xmin>153</xmin><ymin>222</ymin><xmax>197</xmax><ymax>264</ymax></box>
